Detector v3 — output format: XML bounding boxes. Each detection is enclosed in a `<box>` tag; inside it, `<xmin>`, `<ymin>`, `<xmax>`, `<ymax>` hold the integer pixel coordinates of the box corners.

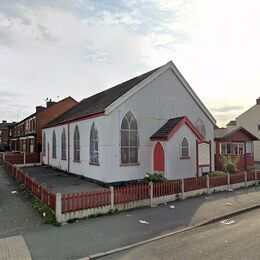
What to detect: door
<box><xmin>153</xmin><ymin>142</ymin><xmax>165</xmax><ymax>173</ymax></box>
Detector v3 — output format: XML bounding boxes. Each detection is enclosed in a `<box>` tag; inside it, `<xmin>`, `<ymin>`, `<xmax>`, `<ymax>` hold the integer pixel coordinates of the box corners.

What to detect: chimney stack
<box><xmin>257</xmin><ymin>97</ymin><xmax>260</xmax><ymax>105</ymax></box>
<box><xmin>2</xmin><ymin>120</ymin><xmax>7</xmax><ymax>124</ymax></box>
<box><xmin>36</xmin><ymin>106</ymin><xmax>45</xmax><ymax>113</ymax></box>
<box><xmin>46</xmin><ymin>99</ymin><xmax>56</xmax><ymax>108</ymax></box>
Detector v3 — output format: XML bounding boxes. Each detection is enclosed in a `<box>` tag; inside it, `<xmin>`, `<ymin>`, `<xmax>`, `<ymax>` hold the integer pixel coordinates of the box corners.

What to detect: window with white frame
<box><xmin>120</xmin><ymin>111</ymin><xmax>138</xmax><ymax>164</ymax></box>
<box><xmin>220</xmin><ymin>143</ymin><xmax>231</xmax><ymax>154</ymax></box>
<box><xmin>90</xmin><ymin>122</ymin><xmax>99</xmax><ymax>164</ymax></box>
<box><xmin>52</xmin><ymin>130</ymin><xmax>56</xmax><ymax>158</ymax></box>
<box><xmin>61</xmin><ymin>128</ymin><xmax>66</xmax><ymax>159</ymax></box>
<box><xmin>181</xmin><ymin>137</ymin><xmax>189</xmax><ymax>158</ymax></box>
<box><xmin>232</xmin><ymin>142</ymin><xmax>244</xmax><ymax>155</ymax></box>
<box><xmin>74</xmin><ymin>125</ymin><xmax>80</xmax><ymax>161</ymax></box>
<box><xmin>42</xmin><ymin>132</ymin><xmax>46</xmax><ymax>155</ymax></box>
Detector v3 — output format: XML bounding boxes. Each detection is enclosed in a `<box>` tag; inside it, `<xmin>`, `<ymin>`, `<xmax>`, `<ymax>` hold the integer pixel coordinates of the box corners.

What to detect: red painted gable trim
<box><xmin>43</xmin><ymin>111</ymin><xmax>105</xmax><ymax>129</ymax></box>
<box><xmin>151</xmin><ymin>116</ymin><xmax>204</xmax><ymax>141</ymax></box>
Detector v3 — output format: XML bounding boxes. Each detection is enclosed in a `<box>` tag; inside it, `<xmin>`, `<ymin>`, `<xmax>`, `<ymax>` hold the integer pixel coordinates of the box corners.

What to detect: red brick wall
<box><xmin>36</xmin><ymin>97</ymin><xmax>77</xmax><ymax>151</ymax></box>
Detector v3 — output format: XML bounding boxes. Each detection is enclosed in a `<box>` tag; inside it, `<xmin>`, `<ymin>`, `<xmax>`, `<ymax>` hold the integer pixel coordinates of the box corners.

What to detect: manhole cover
<box><xmin>221</xmin><ymin>219</ymin><xmax>235</xmax><ymax>225</ymax></box>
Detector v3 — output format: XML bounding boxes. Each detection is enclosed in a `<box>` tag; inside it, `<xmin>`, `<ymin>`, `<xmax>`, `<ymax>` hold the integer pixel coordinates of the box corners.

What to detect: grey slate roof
<box><xmin>214</xmin><ymin>127</ymin><xmax>259</xmax><ymax>140</ymax></box>
<box><xmin>150</xmin><ymin>117</ymin><xmax>184</xmax><ymax>139</ymax></box>
<box><xmin>46</xmin><ymin>66</ymin><xmax>162</xmax><ymax>127</ymax></box>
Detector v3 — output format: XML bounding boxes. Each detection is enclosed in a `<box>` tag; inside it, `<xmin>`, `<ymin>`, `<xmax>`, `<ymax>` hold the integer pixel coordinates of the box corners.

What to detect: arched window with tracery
<box><xmin>120</xmin><ymin>111</ymin><xmax>138</xmax><ymax>164</ymax></box>
<box><xmin>90</xmin><ymin>122</ymin><xmax>99</xmax><ymax>164</ymax></box>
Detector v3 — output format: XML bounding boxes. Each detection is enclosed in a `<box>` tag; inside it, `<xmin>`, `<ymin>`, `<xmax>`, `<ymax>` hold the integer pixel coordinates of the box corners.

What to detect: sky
<box><xmin>0</xmin><ymin>0</ymin><xmax>259</xmax><ymax>127</ymax></box>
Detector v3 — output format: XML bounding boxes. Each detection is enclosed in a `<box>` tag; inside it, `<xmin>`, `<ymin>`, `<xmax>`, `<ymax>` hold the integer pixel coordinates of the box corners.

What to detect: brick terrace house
<box><xmin>214</xmin><ymin>127</ymin><xmax>259</xmax><ymax>171</ymax></box>
<box><xmin>0</xmin><ymin>120</ymin><xmax>16</xmax><ymax>151</ymax></box>
<box><xmin>10</xmin><ymin>97</ymin><xmax>77</xmax><ymax>153</ymax></box>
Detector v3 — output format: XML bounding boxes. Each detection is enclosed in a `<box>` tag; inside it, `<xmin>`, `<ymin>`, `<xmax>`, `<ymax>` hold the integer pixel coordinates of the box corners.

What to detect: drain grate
<box><xmin>221</xmin><ymin>219</ymin><xmax>235</xmax><ymax>225</ymax></box>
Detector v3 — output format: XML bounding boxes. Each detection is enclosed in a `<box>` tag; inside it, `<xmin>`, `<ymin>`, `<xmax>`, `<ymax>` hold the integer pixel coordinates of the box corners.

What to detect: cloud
<box><xmin>209</xmin><ymin>105</ymin><xmax>244</xmax><ymax>113</ymax></box>
<box><xmin>0</xmin><ymin>0</ymin><xmax>259</xmax><ymax>129</ymax></box>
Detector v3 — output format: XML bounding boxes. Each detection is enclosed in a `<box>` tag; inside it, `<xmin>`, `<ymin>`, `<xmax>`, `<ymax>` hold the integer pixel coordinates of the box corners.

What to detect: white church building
<box><xmin>42</xmin><ymin>61</ymin><xmax>216</xmax><ymax>184</ymax></box>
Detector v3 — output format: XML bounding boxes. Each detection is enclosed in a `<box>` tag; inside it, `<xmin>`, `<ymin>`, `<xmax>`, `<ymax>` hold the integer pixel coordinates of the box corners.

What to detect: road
<box><xmin>103</xmin><ymin>208</ymin><xmax>260</xmax><ymax>260</ymax></box>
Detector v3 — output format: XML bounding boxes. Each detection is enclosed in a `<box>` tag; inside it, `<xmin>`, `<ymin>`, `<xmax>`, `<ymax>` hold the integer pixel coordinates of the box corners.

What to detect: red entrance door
<box><xmin>153</xmin><ymin>142</ymin><xmax>165</xmax><ymax>173</ymax></box>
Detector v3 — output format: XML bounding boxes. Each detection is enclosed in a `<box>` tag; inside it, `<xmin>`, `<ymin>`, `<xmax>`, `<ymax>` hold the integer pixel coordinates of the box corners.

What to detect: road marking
<box><xmin>221</xmin><ymin>219</ymin><xmax>235</xmax><ymax>225</ymax></box>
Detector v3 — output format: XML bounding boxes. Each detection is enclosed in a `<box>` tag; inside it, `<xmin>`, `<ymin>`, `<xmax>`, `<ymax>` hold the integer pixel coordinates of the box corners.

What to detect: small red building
<box><xmin>214</xmin><ymin>127</ymin><xmax>258</xmax><ymax>171</ymax></box>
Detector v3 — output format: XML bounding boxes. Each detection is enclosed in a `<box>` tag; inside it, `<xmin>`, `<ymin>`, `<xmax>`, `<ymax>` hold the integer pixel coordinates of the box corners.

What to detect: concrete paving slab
<box><xmin>0</xmin><ymin>235</ymin><xmax>31</xmax><ymax>260</ymax></box>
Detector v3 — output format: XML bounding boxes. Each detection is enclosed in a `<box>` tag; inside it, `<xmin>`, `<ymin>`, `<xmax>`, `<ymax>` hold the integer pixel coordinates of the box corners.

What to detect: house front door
<box><xmin>153</xmin><ymin>142</ymin><xmax>165</xmax><ymax>173</ymax></box>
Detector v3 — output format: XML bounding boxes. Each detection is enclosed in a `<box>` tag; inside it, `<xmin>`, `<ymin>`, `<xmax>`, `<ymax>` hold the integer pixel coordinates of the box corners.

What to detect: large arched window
<box><xmin>90</xmin><ymin>122</ymin><xmax>99</xmax><ymax>164</ymax></box>
<box><xmin>74</xmin><ymin>125</ymin><xmax>80</xmax><ymax>161</ymax></box>
<box><xmin>120</xmin><ymin>111</ymin><xmax>138</xmax><ymax>164</ymax></box>
<box><xmin>61</xmin><ymin>128</ymin><xmax>66</xmax><ymax>160</ymax></box>
<box><xmin>52</xmin><ymin>130</ymin><xmax>56</xmax><ymax>158</ymax></box>
<box><xmin>195</xmin><ymin>119</ymin><xmax>206</xmax><ymax>138</ymax></box>
<box><xmin>181</xmin><ymin>137</ymin><xmax>189</xmax><ymax>158</ymax></box>
<box><xmin>42</xmin><ymin>132</ymin><xmax>46</xmax><ymax>155</ymax></box>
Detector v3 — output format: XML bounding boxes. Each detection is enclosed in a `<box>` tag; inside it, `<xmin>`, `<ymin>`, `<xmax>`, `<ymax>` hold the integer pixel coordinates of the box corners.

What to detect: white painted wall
<box><xmin>42</xmin><ymin>68</ymin><xmax>215</xmax><ymax>183</ymax></box>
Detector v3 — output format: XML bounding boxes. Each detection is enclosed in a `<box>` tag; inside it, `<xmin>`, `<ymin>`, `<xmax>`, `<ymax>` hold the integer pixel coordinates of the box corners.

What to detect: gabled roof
<box><xmin>45</xmin><ymin>60</ymin><xmax>216</xmax><ymax>129</ymax></box>
<box><xmin>45</xmin><ymin>66</ymin><xmax>162</xmax><ymax>128</ymax></box>
<box><xmin>150</xmin><ymin>116</ymin><xmax>204</xmax><ymax>141</ymax></box>
<box><xmin>214</xmin><ymin>127</ymin><xmax>259</xmax><ymax>141</ymax></box>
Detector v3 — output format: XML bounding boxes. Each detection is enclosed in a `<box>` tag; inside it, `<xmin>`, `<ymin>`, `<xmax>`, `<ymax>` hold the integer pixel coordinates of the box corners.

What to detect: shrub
<box><xmin>221</xmin><ymin>155</ymin><xmax>239</xmax><ymax>174</ymax></box>
<box><xmin>142</xmin><ymin>173</ymin><xmax>167</xmax><ymax>183</ymax></box>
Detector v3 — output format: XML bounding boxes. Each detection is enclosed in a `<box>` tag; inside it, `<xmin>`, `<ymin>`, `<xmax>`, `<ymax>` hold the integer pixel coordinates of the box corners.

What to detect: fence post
<box><xmin>149</xmin><ymin>182</ymin><xmax>153</xmax><ymax>207</ymax></box>
<box><xmin>23</xmin><ymin>152</ymin><xmax>26</xmax><ymax>164</ymax></box>
<box><xmin>110</xmin><ymin>186</ymin><xmax>114</xmax><ymax>210</ymax></box>
<box><xmin>227</xmin><ymin>173</ymin><xmax>230</xmax><ymax>190</ymax></box>
<box><xmin>41</xmin><ymin>183</ymin><xmax>46</xmax><ymax>200</ymax></box>
<box><xmin>55</xmin><ymin>193</ymin><xmax>62</xmax><ymax>223</ymax></box>
<box><xmin>206</xmin><ymin>175</ymin><xmax>210</xmax><ymax>194</ymax></box>
<box><xmin>3</xmin><ymin>152</ymin><xmax>5</xmax><ymax>162</ymax></box>
<box><xmin>255</xmin><ymin>170</ymin><xmax>258</xmax><ymax>185</ymax></box>
<box><xmin>181</xmin><ymin>179</ymin><xmax>185</xmax><ymax>200</ymax></box>
<box><xmin>244</xmin><ymin>171</ymin><xmax>247</xmax><ymax>187</ymax></box>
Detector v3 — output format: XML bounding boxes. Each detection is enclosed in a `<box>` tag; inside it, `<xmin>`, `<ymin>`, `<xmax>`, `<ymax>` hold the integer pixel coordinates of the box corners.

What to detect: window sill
<box><xmin>120</xmin><ymin>163</ymin><xmax>140</xmax><ymax>167</ymax></box>
<box><xmin>180</xmin><ymin>157</ymin><xmax>190</xmax><ymax>160</ymax></box>
<box><xmin>73</xmin><ymin>160</ymin><xmax>81</xmax><ymax>163</ymax></box>
<box><xmin>89</xmin><ymin>162</ymin><xmax>100</xmax><ymax>166</ymax></box>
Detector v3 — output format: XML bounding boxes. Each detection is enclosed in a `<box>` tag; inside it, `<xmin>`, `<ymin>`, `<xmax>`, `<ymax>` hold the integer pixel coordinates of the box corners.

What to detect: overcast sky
<box><xmin>0</xmin><ymin>0</ymin><xmax>259</xmax><ymax>126</ymax></box>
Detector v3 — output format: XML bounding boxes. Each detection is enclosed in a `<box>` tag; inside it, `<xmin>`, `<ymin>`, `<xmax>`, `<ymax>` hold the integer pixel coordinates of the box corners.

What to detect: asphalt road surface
<box><xmin>103</xmin><ymin>208</ymin><xmax>260</xmax><ymax>260</ymax></box>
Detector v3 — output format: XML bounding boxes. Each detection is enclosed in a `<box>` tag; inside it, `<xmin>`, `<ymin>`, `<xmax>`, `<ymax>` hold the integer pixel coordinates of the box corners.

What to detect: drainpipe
<box><xmin>67</xmin><ymin>123</ymin><xmax>70</xmax><ymax>175</ymax></box>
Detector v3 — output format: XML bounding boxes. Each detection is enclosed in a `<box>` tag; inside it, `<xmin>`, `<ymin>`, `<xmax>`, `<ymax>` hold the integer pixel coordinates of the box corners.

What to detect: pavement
<box><xmin>20</xmin><ymin>166</ymin><xmax>106</xmax><ymax>194</ymax></box>
<box><xmin>0</xmin><ymin>165</ymin><xmax>260</xmax><ymax>259</ymax></box>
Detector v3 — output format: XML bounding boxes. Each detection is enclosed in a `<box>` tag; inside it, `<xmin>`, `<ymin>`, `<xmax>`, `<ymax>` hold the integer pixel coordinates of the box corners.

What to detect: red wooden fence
<box><xmin>3</xmin><ymin>152</ymin><xmax>40</xmax><ymax>164</ymax></box>
<box><xmin>153</xmin><ymin>180</ymin><xmax>182</xmax><ymax>197</ymax></box>
<box><xmin>230</xmin><ymin>173</ymin><xmax>245</xmax><ymax>184</ymax></box>
<box><xmin>209</xmin><ymin>175</ymin><xmax>228</xmax><ymax>188</ymax></box>
<box><xmin>114</xmin><ymin>184</ymin><xmax>149</xmax><ymax>204</ymax></box>
<box><xmin>2</xmin><ymin>162</ymin><xmax>56</xmax><ymax>211</ymax></box>
<box><xmin>61</xmin><ymin>190</ymin><xmax>111</xmax><ymax>213</ymax></box>
<box><xmin>184</xmin><ymin>176</ymin><xmax>207</xmax><ymax>192</ymax></box>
